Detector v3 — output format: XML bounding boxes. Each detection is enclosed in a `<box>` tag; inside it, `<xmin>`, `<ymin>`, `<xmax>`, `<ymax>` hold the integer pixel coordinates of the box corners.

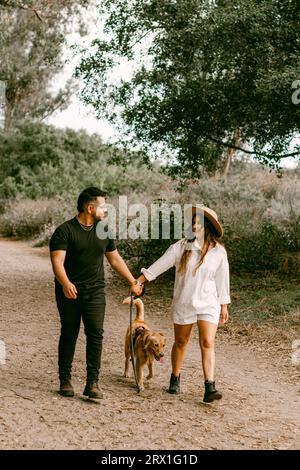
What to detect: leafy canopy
<box><xmin>77</xmin><ymin>0</ymin><xmax>300</xmax><ymax>172</ymax></box>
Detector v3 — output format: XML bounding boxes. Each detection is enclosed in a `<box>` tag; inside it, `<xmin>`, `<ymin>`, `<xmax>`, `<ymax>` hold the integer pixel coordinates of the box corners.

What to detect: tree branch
<box><xmin>206</xmin><ymin>135</ymin><xmax>300</xmax><ymax>160</ymax></box>
<box><xmin>0</xmin><ymin>1</ymin><xmax>43</xmax><ymax>21</ymax></box>
<box><xmin>20</xmin><ymin>3</ymin><xmax>43</xmax><ymax>21</ymax></box>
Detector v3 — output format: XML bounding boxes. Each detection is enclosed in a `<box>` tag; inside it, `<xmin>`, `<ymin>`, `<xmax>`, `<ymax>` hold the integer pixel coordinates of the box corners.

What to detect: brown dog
<box><xmin>123</xmin><ymin>297</ymin><xmax>166</xmax><ymax>391</ymax></box>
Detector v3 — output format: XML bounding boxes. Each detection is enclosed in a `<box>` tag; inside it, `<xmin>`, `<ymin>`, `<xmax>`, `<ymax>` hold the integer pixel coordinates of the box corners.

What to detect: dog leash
<box><xmin>129</xmin><ymin>294</ymin><xmax>140</xmax><ymax>393</ymax></box>
<box><xmin>129</xmin><ymin>287</ymin><xmax>145</xmax><ymax>393</ymax></box>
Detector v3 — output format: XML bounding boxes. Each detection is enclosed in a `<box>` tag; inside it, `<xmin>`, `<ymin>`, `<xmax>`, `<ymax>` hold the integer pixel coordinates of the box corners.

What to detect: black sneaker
<box><xmin>203</xmin><ymin>380</ymin><xmax>222</xmax><ymax>403</ymax></box>
<box><xmin>59</xmin><ymin>378</ymin><xmax>74</xmax><ymax>397</ymax></box>
<box><xmin>83</xmin><ymin>381</ymin><xmax>104</xmax><ymax>399</ymax></box>
<box><xmin>168</xmin><ymin>373</ymin><xmax>180</xmax><ymax>394</ymax></box>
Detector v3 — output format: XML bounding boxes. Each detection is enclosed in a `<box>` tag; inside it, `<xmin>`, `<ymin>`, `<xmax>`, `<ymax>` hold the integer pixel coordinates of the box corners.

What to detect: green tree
<box><xmin>0</xmin><ymin>0</ymin><xmax>89</xmax><ymax>131</ymax></box>
<box><xmin>77</xmin><ymin>0</ymin><xmax>300</xmax><ymax>174</ymax></box>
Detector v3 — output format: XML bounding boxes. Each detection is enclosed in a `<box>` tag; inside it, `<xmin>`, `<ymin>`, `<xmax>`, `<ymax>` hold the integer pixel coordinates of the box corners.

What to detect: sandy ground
<box><xmin>0</xmin><ymin>238</ymin><xmax>299</xmax><ymax>450</ymax></box>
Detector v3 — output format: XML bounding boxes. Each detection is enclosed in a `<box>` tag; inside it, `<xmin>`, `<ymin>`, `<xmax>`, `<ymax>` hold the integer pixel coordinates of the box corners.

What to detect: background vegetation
<box><xmin>0</xmin><ymin>122</ymin><xmax>299</xmax><ymax>279</ymax></box>
<box><xmin>0</xmin><ymin>1</ymin><xmax>299</xmax><ymax>328</ymax></box>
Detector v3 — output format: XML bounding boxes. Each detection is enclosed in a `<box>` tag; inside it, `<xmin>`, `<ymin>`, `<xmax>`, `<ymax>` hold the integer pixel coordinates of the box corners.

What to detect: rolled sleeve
<box><xmin>141</xmin><ymin>267</ymin><xmax>157</xmax><ymax>282</ymax></box>
<box><xmin>215</xmin><ymin>251</ymin><xmax>231</xmax><ymax>304</ymax></box>
<box><xmin>141</xmin><ymin>244</ymin><xmax>176</xmax><ymax>282</ymax></box>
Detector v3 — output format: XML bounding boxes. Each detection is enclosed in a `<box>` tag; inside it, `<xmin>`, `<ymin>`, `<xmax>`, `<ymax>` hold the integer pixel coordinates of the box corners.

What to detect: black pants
<box><xmin>55</xmin><ymin>283</ymin><xmax>106</xmax><ymax>382</ymax></box>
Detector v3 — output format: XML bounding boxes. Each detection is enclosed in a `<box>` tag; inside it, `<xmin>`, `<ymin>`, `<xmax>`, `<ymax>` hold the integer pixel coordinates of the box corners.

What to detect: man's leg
<box><xmin>81</xmin><ymin>287</ymin><xmax>106</xmax><ymax>398</ymax></box>
<box><xmin>55</xmin><ymin>285</ymin><xmax>81</xmax><ymax>384</ymax></box>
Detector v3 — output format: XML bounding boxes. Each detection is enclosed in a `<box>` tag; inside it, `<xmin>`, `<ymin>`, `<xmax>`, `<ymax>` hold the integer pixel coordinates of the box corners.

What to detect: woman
<box><xmin>137</xmin><ymin>206</ymin><xmax>230</xmax><ymax>403</ymax></box>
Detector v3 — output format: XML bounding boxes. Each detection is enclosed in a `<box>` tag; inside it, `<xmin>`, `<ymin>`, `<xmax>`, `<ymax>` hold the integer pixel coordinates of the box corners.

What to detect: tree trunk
<box><xmin>222</xmin><ymin>146</ymin><xmax>235</xmax><ymax>180</ymax></box>
<box><xmin>4</xmin><ymin>97</ymin><xmax>13</xmax><ymax>132</ymax></box>
<box><xmin>220</xmin><ymin>129</ymin><xmax>241</xmax><ymax>180</ymax></box>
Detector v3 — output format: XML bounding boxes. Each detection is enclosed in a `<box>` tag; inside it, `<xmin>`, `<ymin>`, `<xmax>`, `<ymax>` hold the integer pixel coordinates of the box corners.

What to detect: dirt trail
<box><xmin>0</xmin><ymin>239</ymin><xmax>299</xmax><ymax>450</ymax></box>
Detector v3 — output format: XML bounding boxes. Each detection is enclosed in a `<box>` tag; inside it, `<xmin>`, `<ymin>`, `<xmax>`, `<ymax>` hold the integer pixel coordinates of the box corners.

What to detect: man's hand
<box><xmin>219</xmin><ymin>305</ymin><xmax>229</xmax><ymax>324</ymax></box>
<box><xmin>129</xmin><ymin>282</ymin><xmax>143</xmax><ymax>298</ymax></box>
<box><xmin>62</xmin><ymin>281</ymin><xmax>78</xmax><ymax>299</ymax></box>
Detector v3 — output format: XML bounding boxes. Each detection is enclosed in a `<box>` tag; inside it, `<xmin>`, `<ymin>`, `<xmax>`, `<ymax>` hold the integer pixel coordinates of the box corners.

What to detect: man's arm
<box><xmin>105</xmin><ymin>249</ymin><xmax>143</xmax><ymax>297</ymax></box>
<box><xmin>50</xmin><ymin>250</ymin><xmax>78</xmax><ymax>299</ymax></box>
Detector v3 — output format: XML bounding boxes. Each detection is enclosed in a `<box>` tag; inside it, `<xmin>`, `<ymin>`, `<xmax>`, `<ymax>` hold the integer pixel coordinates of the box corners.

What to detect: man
<box><xmin>50</xmin><ymin>187</ymin><xmax>143</xmax><ymax>399</ymax></box>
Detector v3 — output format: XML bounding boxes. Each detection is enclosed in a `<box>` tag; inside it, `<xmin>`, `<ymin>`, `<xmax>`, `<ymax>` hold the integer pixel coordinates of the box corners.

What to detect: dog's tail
<box><xmin>122</xmin><ymin>296</ymin><xmax>144</xmax><ymax>321</ymax></box>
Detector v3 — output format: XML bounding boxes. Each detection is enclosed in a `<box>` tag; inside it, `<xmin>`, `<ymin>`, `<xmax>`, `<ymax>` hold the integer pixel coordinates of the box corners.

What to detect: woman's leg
<box><xmin>171</xmin><ymin>323</ymin><xmax>193</xmax><ymax>376</ymax></box>
<box><xmin>197</xmin><ymin>320</ymin><xmax>218</xmax><ymax>381</ymax></box>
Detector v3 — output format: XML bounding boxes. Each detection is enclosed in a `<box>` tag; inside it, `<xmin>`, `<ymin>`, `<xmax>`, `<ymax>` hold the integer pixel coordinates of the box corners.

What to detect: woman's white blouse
<box><xmin>141</xmin><ymin>239</ymin><xmax>231</xmax><ymax>320</ymax></box>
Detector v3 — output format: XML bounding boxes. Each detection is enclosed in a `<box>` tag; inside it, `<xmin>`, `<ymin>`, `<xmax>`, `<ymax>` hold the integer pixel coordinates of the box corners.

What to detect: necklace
<box><xmin>77</xmin><ymin>217</ymin><xmax>94</xmax><ymax>231</ymax></box>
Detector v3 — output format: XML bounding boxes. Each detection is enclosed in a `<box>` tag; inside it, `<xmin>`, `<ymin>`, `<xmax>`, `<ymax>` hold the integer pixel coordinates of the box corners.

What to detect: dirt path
<box><xmin>0</xmin><ymin>239</ymin><xmax>299</xmax><ymax>450</ymax></box>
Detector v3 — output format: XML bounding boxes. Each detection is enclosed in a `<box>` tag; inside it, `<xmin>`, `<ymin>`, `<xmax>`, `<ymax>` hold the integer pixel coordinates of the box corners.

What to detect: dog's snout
<box><xmin>160</xmin><ymin>353</ymin><xmax>164</xmax><ymax>358</ymax></box>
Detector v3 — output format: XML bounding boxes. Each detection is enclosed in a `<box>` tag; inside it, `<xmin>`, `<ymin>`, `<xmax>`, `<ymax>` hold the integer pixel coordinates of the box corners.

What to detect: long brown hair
<box><xmin>178</xmin><ymin>215</ymin><xmax>223</xmax><ymax>276</ymax></box>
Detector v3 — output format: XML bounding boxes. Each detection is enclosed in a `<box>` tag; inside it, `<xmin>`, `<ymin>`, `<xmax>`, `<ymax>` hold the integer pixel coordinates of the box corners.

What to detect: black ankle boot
<box><xmin>83</xmin><ymin>381</ymin><xmax>104</xmax><ymax>399</ymax></box>
<box><xmin>168</xmin><ymin>373</ymin><xmax>180</xmax><ymax>394</ymax></box>
<box><xmin>203</xmin><ymin>380</ymin><xmax>222</xmax><ymax>403</ymax></box>
<box><xmin>59</xmin><ymin>377</ymin><xmax>74</xmax><ymax>397</ymax></box>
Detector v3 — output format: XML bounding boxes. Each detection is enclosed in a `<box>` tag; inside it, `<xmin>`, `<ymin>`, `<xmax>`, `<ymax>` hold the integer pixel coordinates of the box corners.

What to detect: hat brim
<box><xmin>184</xmin><ymin>206</ymin><xmax>223</xmax><ymax>238</ymax></box>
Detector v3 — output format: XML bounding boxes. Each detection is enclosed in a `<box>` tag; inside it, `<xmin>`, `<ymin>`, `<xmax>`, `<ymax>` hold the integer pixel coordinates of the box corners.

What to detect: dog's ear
<box><xmin>143</xmin><ymin>334</ymin><xmax>152</xmax><ymax>349</ymax></box>
<box><xmin>158</xmin><ymin>333</ymin><xmax>166</xmax><ymax>338</ymax></box>
<box><xmin>122</xmin><ymin>297</ymin><xmax>131</xmax><ymax>305</ymax></box>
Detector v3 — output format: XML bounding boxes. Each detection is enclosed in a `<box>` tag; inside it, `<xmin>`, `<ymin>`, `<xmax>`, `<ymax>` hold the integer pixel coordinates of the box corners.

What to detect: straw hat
<box><xmin>184</xmin><ymin>205</ymin><xmax>223</xmax><ymax>238</ymax></box>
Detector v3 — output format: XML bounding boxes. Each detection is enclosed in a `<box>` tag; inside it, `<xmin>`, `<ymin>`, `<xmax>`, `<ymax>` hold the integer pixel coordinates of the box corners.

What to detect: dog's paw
<box><xmin>123</xmin><ymin>372</ymin><xmax>130</xmax><ymax>378</ymax></box>
<box><xmin>138</xmin><ymin>384</ymin><xmax>145</xmax><ymax>392</ymax></box>
<box><xmin>146</xmin><ymin>374</ymin><xmax>153</xmax><ymax>381</ymax></box>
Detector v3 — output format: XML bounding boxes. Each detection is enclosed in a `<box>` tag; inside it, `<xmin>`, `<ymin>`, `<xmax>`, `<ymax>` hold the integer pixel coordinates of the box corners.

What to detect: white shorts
<box><xmin>172</xmin><ymin>311</ymin><xmax>220</xmax><ymax>326</ymax></box>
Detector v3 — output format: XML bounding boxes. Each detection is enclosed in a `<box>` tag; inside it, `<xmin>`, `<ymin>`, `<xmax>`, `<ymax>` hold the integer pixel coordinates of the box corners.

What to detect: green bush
<box><xmin>0</xmin><ymin>122</ymin><xmax>167</xmax><ymax>200</ymax></box>
<box><xmin>0</xmin><ymin>198</ymin><xmax>71</xmax><ymax>239</ymax></box>
<box><xmin>115</xmin><ymin>180</ymin><xmax>300</xmax><ymax>275</ymax></box>
<box><xmin>0</xmin><ymin>123</ymin><xmax>299</xmax><ymax>275</ymax></box>
<box><xmin>0</xmin><ymin>121</ymin><xmax>107</xmax><ymax>178</ymax></box>
<box><xmin>0</xmin><ymin>156</ymin><xmax>167</xmax><ymax>200</ymax></box>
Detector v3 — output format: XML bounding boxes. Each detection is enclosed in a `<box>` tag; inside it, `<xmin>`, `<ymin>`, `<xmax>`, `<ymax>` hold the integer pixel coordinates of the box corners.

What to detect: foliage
<box><xmin>229</xmin><ymin>271</ymin><xmax>300</xmax><ymax>322</ymax></box>
<box><xmin>0</xmin><ymin>197</ymin><xmax>71</xmax><ymax>239</ymax></box>
<box><xmin>77</xmin><ymin>0</ymin><xmax>300</xmax><ymax>173</ymax></box>
<box><xmin>116</xmin><ymin>164</ymin><xmax>300</xmax><ymax>274</ymax></box>
<box><xmin>0</xmin><ymin>121</ymin><xmax>299</xmax><ymax>276</ymax></box>
<box><xmin>0</xmin><ymin>0</ymin><xmax>89</xmax><ymax>130</ymax></box>
<box><xmin>0</xmin><ymin>121</ymin><xmax>167</xmax><ymax>199</ymax></box>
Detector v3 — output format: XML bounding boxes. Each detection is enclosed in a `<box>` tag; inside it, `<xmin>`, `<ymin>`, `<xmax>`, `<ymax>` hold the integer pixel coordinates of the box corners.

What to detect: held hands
<box><xmin>219</xmin><ymin>305</ymin><xmax>229</xmax><ymax>324</ymax></box>
<box><xmin>129</xmin><ymin>280</ymin><xmax>144</xmax><ymax>298</ymax></box>
<box><xmin>63</xmin><ymin>281</ymin><xmax>78</xmax><ymax>299</ymax></box>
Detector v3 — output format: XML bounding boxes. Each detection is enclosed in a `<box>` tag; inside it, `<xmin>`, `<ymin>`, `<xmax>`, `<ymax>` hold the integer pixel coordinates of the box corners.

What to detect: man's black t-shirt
<box><xmin>49</xmin><ymin>217</ymin><xmax>116</xmax><ymax>289</ymax></box>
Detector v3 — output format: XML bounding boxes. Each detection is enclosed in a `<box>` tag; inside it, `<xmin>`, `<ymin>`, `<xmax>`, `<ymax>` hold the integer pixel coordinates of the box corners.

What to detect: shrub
<box><xmin>0</xmin><ymin>198</ymin><xmax>71</xmax><ymax>239</ymax></box>
<box><xmin>1</xmin><ymin>123</ymin><xmax>299</xmax><ymax>275</ymax></box>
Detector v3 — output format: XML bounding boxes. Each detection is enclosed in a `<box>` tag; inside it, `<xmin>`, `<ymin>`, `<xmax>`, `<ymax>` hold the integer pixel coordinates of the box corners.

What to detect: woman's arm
<box><xmin>215</xmin><ymin>251</ymin><xmax>231</xmax><ymax>305</ymax></box>
<box><xmin>137</xmin><ymin>243</ymin><xmax>177</xmax><ymax>283</ymax></box>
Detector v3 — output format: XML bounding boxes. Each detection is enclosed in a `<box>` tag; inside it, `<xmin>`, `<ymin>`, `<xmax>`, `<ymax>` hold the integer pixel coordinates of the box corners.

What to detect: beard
<box><xmin>92</xmin><ymin>214</ymin><xmax>102</xmax><ymax>223</ymax></box>
<box><xmin>92</xmin><ymin>210</ymin><xmax>108</xmax><ymax>223</ymax></box>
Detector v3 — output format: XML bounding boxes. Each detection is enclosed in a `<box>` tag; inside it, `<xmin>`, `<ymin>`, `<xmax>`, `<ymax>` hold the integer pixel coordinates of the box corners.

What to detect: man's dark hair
<box><xmin>77</xmin><ymin>187</ymin><xmax>107</xmax><ymax>213</ymax></box>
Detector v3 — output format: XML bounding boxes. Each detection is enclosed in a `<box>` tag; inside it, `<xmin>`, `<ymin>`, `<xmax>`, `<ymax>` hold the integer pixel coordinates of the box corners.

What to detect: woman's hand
<box><xmin>219</xmin><ymin>305</ymin><xmax>229</xmax><ymax>324</ymax></box>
